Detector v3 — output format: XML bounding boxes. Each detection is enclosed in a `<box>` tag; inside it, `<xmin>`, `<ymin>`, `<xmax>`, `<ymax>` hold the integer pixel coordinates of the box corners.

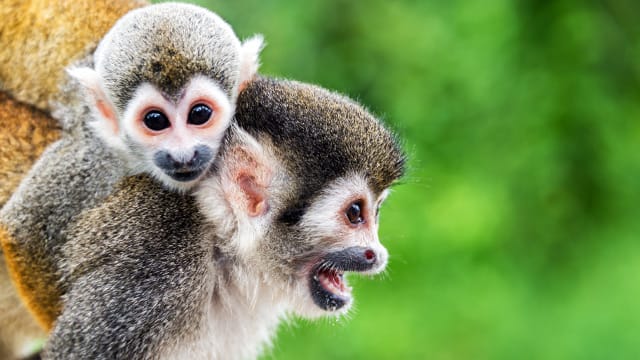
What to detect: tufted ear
<box><xmin>237</xmin><ymin>35</ymin><xmax>265</xmax><ymax>94</ymax></box>
<box><xmin>67</xmin><ymin>67</ymin><xmax>124</xmax><ymax>151</ymax></box>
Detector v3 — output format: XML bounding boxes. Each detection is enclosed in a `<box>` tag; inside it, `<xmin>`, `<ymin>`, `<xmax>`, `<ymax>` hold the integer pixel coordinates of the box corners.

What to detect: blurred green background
<box><xmin>190</xmin><ymin>0</ymin><xmax>638</xmax><ymax>358</ymax></box>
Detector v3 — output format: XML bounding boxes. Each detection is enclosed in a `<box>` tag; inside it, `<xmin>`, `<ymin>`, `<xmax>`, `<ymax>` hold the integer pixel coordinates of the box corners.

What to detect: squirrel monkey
<box><xmin>69</xmin><ymin>3</ymin><xmax>263</xmax><ymax>191</ymax></box>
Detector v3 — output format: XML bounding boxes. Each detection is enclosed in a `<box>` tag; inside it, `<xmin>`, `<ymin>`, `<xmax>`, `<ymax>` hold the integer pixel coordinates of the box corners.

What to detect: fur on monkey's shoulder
<box><xmin>61</xmin><ymin>174</ymin><xmax>208</xmax><ymax>283</ymax></box>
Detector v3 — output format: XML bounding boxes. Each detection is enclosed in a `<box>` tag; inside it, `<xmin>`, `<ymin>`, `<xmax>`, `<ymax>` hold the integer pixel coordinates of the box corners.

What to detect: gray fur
<box><xmin>95</xmin><ymin>3</ymin><xmax>242</xmax><ymax>112</ymax></box>
<box><xmin>50</xmin><ymin>176</ymin><xmax>212</xmax><ymax>359</ymax></box>
<box><xmin>52</xmin><ymin>55</ymin><xmax>95</xmax><ymax>132</ymax></box>
<box><xmin>236</xmin><ymin>77</ymin><xmax>405</xmax><ymax>199</ymax></box>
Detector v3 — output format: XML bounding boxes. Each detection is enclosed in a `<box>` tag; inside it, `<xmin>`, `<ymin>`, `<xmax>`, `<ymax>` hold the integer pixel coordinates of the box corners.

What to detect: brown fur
<box><xmin>1</xmin><ymin>223</ymin><xmax>61</xmax><ymax>331</ymax></box>
<box><xmin>0</xmin><ymin>0</ymin><xmax>148</xmax><ymax>112</ymax></box>
<box><xmin>0</xmin><ymin>93</ymin><xmax>61</xmax><ymax>208</ymax></box>
<box><xmin>0</xmin><ymin>246</ymin><xmax>44</xmax><ymax>359</ymax></box>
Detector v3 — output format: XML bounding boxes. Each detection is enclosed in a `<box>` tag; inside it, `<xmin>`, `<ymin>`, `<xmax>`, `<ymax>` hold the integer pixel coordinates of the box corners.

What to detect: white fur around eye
<box><xmin>299</xmin><ymin>174</ymin><xmax>374</xmax><ymax>244</ymax></box>
<box><xmin>178</xmin><ymin>76</ymin><xmax>233</xmax><ymax>140</ymax></box>
<box><xmin>120</xmin><ymin>83</ymin><xmax>174</xmax><ymax>143</ymax></box>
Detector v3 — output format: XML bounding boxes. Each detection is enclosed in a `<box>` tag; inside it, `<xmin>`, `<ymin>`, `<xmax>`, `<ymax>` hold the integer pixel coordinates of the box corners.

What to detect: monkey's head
<box><xmin>198</xmin><ymin>77</ymin><xmax>406</xmax><ymax>317</ymax></box>
<box><xmin>68</xmin><ymin>3</ymin><xmax>263</xmax><ymax>192</ymax></box>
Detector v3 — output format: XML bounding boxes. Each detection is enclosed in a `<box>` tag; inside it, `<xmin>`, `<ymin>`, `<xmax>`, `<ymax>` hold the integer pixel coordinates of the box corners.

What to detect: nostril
<box><xmin>166</xmin><ymin>153</ymin><xmax>187</xmax><ymax>169</ymax></box>
<box><xmin>364</xmin><ymin>249</ymin><xmax>376</xmax><ymax>263</ymax></box>
<box><xmin>186</xmin><ymin>151</ymin><xmax>198</xmax><ymax>167</ymax></box>
<box><xmin>166</xmin><ymin>153</ymin><xmax>178</xmax><ymax>166</ymax></box>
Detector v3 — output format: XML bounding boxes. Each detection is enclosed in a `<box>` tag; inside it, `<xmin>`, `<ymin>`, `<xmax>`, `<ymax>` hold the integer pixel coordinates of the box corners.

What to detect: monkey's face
<box><xmin>116</xmin><ymin>76</ymin><xmax>232</xmax><ymax>192</ymax></box>
<box><xmin>282</xmin><ymin>174</ymin><xmax>391</xmax><ymax>316</ymax></box>
<box><xmin>69</xmin><ymin>2</ymin><xmax>265</xmax><ymax>192</ymax></box>
<box><xmin>207</xmin><ymin>77</ymin><xmax>406</xmax><ymax>318</ymax></box>
<box><xmin>203</xmin><ymin>133</ymin><xmax>394</xmax><ymax>318</ymax></box>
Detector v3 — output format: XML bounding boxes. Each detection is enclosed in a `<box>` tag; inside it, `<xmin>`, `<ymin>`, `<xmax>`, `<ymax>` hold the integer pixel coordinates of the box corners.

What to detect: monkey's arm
<box><xmin>44</xmin><ymin>176</ymin><xmax>213</xmax><ymax>359</ymax></box>
<box><xmin>0</xmin><ymin>112</ymin><xmax>126</xmax><ymax>330</ymax></box>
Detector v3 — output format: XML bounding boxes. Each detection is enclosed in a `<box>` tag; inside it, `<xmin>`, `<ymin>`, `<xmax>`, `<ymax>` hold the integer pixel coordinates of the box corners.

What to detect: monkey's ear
<box><xmin>67</xmin><ymin>67</ymin><xmax>124</xmax><ymax>150</ymax></box>
<box><xmin>222</xmin><ymin>130</ymin><xmax>273</xmax><ymax>219</ymax></box>
<box><xmin>238</xmin><ymin>35</ymin><xmax>265</xmax><ymax>93</ymax></box>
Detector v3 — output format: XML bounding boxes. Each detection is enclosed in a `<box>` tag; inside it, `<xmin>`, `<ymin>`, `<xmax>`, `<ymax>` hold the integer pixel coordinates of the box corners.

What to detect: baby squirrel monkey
<box><xmin>69</xmin><ymin>2</ymin><xmax>263</xmax><ymax>191</ymax></box>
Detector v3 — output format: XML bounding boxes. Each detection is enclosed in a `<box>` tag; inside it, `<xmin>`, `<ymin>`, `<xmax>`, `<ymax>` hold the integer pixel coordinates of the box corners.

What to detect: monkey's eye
<box><xmin>346</xmin><ymin>201</ymin><xmax>364</xmax><ymax>225</ymax></box>
<box><xmin>188</xmin><ymin>104</ymin><xmax>213</xmax><ymax>125</ymax></box>
<box><xmin>143</xmin><ymin>111</ymin><xmax>170</xmax><ymax>131</ymax></box>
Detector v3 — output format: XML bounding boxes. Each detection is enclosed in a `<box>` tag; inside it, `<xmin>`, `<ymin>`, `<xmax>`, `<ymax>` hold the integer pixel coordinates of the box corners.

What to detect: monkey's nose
<box><xmin>363</xmin><ymin>248</ymin><xmax>376</xmax><ymax>264</ymax></box>
<box><xmin>362</xmin><ymin>246</ymin><xmax>389</xmax><ymax>274</ymax></box>
<box><xmin>164</xmin><ymin>151</ymin><xmax>198</xmax><ymax>169</ymax></box>
<box><xmin>185</xmin><ymin>149</ymin><xmax>199</xmax><ymax>167</ymax></box>
<box><xmin>165</xmin><ymin>153</ymin><xmax>185</xmax><ymax>168</ymax></box>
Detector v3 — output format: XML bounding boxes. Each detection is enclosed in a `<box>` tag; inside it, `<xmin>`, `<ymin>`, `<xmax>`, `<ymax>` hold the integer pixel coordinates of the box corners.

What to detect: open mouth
<box><xmin>311</xmin><ymin>266</ymin><xmax>352</xmax><ymax>311</ymax></box>
<box><xmin>167</xmin><ymin>167</ymin><xmax>205</xmax><ymax>182</ymax></box>
<box><xmin>309</xmin><ymin>246</ymin><xmax>378</xmax><ymax>312</ymax></box>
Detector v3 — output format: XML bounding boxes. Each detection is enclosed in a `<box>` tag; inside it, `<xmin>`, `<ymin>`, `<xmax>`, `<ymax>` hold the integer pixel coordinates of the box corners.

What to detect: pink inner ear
<box><xmin>238</xmin><ymin>80</ymin><xmax>249</xmax><ymax>94</ymax></box>
<box><xmin>96</xmin><ymin>99</ymin><xmax>119</xmax><ymax>134</ymax></box>
<box><xmin>237</xmin><ymin>173</ymin><xmax>268</xmax><ymax>217</ymax></box>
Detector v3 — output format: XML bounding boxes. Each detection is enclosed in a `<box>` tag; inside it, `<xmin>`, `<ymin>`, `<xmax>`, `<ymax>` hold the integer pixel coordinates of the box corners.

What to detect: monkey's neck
<box><xmin>186</xmin><ymin>180</ymin><xmax>289</xmax><ymax>358</ymax></box>
<box><xmin>161</xmin><ymin>260</ymin><xmax>288</xmax><ymax>360</ymax></box>
<box><xmin>216</xmin><ymin>266</ymin><xmax>288</xmax><ymax>358</ymax></box>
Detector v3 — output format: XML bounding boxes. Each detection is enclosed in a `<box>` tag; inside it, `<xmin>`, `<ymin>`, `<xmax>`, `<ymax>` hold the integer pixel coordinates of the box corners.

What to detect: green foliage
<box><xmin>187</xmin><ymin>0</ymin><xmax>640</xmax><ymax>358</ymax></box>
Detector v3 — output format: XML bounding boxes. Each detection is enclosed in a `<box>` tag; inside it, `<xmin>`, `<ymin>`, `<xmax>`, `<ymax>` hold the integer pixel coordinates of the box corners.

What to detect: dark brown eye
<box><xmin>346</xmin><ymin>201</ymin><xmax>364</xmax><ymax>224</ymax></box>
<box><xmin>143</xmin><ymin>111</ymin><xmax>170</xmax><ymax>131</ymax></box>
<box><xmin>188</xmin><ymin>104</ymin><xmax>213</xmax><ymax>125</ymax></box>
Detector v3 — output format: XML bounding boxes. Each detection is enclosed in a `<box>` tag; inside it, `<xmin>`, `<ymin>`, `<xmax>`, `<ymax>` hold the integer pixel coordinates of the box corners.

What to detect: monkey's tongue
<box><xmin>317</xmin><ymin>269</ymin><xmax>350</xmax><ymax>296</ymax></box>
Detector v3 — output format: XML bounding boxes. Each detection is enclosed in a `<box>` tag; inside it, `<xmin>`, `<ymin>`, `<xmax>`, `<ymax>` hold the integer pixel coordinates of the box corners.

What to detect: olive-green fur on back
<box><xmin>62</xmin><ymin>175</ymin><xmax>204</xmax><ymax>284</ymax></box>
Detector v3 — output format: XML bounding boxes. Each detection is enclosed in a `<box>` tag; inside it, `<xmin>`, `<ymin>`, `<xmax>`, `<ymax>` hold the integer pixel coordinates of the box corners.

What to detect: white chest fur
<box><xmin>159</xmin><ymin>271</ymin><xmax>288</xmax><ymax>360</ymax></box>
